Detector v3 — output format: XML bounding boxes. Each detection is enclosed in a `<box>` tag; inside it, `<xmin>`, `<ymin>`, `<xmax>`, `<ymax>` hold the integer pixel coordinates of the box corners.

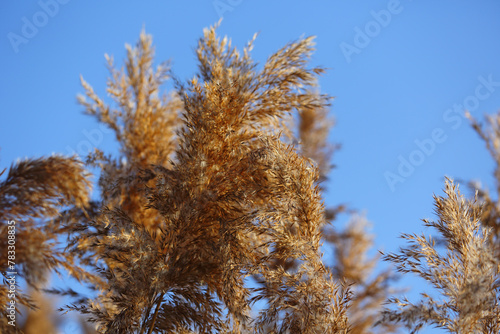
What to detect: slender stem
<box><xmin>139</xmin><ymin>300</ymin><xmax>154</xmax><ymax>334</ymax></box>
<box><xmin>147</xmin><ymin>292</ymin><xmax>165</xmax><ymax>334</ymax></box>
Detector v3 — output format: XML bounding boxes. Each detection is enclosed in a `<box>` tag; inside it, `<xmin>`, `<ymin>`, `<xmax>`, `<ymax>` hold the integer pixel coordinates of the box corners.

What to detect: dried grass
<box><xmin>4</xmin><ymin>23</ymin><xmax>499</xmax><ymax>334</ymax></box>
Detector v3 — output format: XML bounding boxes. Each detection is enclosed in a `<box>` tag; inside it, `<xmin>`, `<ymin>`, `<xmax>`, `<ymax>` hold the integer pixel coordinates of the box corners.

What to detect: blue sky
<box><xmin>2</xmin><ymin>1</ymin><xmax>500</xmax><ymax>333</ymax></box>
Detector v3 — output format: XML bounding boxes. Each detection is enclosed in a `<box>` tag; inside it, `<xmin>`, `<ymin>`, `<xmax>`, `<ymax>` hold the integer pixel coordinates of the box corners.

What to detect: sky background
<box><xmin>2</xmin><ymin>1</ymin><xmax>500</xmax><ymax>333</ymax></box>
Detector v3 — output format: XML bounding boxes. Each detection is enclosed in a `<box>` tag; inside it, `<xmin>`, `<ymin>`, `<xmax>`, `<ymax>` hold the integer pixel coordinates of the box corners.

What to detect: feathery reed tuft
<box><xmin>59</xmin><ymin>24</ymin><xmax>352</xmax><ymax>333</ymax></box>
<box><xmin>381</xmin><ymin>179</ymin><xmax>500</xmax><ymax>333</ymax></box>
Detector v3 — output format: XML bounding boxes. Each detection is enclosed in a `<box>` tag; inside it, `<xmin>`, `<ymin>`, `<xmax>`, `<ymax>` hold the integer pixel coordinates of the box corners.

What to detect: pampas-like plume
<box><xmin>0</xmin><ymin>156</ymin><xmax>92</xmax><ymax>332</ymax></box>
<box><xmin>62</xmin><ymin>24</ymin><xmax>351</xmax><ymax>333</ymax></box>
<box><xmin>381</xmin><ymin>179</ymin><xmax>500</xmax><ymax>333</ymax></box>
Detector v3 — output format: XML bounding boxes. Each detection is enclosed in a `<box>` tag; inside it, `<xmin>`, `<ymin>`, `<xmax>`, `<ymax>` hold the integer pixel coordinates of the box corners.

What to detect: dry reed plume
<box><xmin>381</xmin><ymin>179</ymin><xmax>500</xmax><ymax>333</ymax></box>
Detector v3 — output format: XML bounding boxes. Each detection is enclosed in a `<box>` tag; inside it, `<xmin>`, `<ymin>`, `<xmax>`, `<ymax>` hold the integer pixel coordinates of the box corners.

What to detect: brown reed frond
<box><xmin>298</xmin><ymin>98</ymin><xmax>336</xmax><ymax>183</ymax></box>
<box><xmin>0</xmin><ymin>156</ymin><xmax>90</xmax><ymax>221</ymax></box>
<box><xmin>0</xmin><ymin>155</ymin><xmax>93</xmax><ymax>332</ymax></box>
<box><xmin>325</xmin><ymin>215</ymin><xmax>398</xmax><ymax>334</ymax></box>
<box><xmin>248</xmin><ymin>137</ymin><xmax>349</xmax><ymax>333</ymax></box>
<box><xmin>466</xmin><ymin>111</ymin><xmax>500</xmax><ymax>256</ymax></box>
<box><xmin>380</xmin><ymin>179</ymin><xmax>500</xmax><ymax>333</ymax></box>
<box><xmin>78</xmin><ymin>28</ymin><xmax>182</xmax><ymax>232</ymax></box>
<box><xmin>62</xmin><ymin>23</ymin><xmax>351</xmax><ymax>333</ymax></box>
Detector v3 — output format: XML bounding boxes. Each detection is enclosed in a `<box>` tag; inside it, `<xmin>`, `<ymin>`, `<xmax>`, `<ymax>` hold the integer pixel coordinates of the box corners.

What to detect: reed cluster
<box><xmin>2</xmin><ymin>24</ymin><xmax>499</xmax><ymax>333</ymax></box>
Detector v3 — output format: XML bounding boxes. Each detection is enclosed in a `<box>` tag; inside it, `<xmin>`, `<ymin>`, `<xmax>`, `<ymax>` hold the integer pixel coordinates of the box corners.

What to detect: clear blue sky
<box><xmin>2</xmin><ymin>1</ymin><xmax>500</xmax><ymax>333</ymax></box>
